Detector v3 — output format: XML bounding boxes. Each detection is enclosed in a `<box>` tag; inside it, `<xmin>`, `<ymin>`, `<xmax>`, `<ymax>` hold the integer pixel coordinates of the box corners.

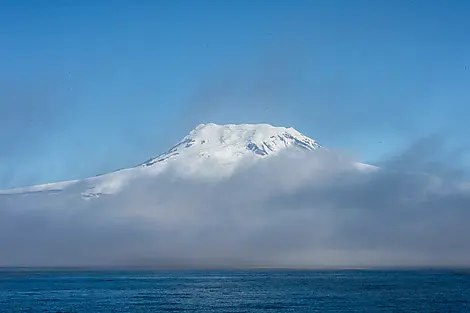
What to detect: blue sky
<box><xmin>1</xmin><ymin>0</ymin><xmax>470</xmax><ymax>188</ymax></box>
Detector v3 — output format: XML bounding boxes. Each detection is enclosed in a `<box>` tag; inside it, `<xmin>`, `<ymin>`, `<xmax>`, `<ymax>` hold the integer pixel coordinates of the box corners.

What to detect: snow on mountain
<box><xmin>0</xmin><ymin>123</ymin><xmax>363</xmax><ymax>199</ymax></box>
<box><xmin>141</xmin><ymin>123</ymin><xmax>322</xmax><ymax>167</ymax></box>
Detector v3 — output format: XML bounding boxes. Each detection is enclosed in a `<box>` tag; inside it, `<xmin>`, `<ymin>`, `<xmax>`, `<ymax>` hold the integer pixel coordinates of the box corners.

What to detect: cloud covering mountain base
<box><xmin>1</xmin><ymin>147</ymin><xmax>469</xmax><ymax>268</ymax></box>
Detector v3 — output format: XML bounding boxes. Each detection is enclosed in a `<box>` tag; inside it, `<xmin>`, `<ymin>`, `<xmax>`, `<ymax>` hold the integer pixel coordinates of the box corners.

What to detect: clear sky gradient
<box><xmin>1</xmin><ymin>0</ymin><xmax>470</xmax><ymax>188</ymax></box>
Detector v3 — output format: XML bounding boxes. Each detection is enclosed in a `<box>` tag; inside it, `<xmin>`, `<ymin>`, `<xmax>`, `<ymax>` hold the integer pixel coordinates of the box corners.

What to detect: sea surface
<box><xmin>0</xmin><ymin>269</ymin><xmax>469</xmax><ymax>312</ymax></box>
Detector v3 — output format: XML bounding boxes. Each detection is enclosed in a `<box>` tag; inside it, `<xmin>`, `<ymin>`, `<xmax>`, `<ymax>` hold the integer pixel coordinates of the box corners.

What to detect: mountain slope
<box><xmin>0</xmin><ymin>123</ymin><xmax>360</xmax><ymax>199</ymax></box>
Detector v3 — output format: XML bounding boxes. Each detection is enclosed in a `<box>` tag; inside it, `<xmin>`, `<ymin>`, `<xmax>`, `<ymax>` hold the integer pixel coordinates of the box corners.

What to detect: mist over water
<box><xmin>1</xmin><ymin>147</ymin><xmax>469</xmax><ymax>268</ymax></box>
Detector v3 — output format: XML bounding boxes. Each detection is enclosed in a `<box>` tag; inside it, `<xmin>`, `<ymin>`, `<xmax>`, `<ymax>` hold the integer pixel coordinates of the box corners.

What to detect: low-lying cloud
<box><xmin>1</xmin><ymin>145</ymin><xmax>469</xmax><ymax>269</ymax></box>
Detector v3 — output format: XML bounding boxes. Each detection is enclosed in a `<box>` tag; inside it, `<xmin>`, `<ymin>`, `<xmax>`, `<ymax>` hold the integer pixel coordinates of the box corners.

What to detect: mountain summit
<box><xmin>141</xmin><ymin>123</ymin><xmax>322</xmax><ymax>168</ymax></box>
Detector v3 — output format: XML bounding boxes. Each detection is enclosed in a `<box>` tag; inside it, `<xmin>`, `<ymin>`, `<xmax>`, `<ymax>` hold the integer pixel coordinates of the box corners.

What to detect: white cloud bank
<box><xmin>1</xmin><ymin>146</ymin><xmax>469</xmax><ymax>268</ymax></box>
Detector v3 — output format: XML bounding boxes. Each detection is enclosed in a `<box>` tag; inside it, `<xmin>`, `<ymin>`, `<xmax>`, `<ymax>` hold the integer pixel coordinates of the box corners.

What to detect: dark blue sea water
<box><xmin>1</xmin><ymin>269</ymin><xmax>469</xmax><ymax>312</ymax></box>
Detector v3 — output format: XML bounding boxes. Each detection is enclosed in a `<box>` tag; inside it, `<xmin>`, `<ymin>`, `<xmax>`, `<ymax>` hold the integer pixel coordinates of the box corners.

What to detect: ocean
<box><xmin>1</xmin><ymin>269</ymin><xmax>469</xmax><ymax>312</ymax></box>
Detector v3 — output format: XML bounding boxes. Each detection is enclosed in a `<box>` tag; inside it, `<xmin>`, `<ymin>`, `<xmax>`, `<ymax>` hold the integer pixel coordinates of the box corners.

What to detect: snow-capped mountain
<box><xmin>0</xmin><ymin>123</ymin><xmax>360</xmax><ymax>199</ymax></box>
<box><xmin>141</xmin><ymin>123</ymin><xmax>322</xmax><ymax>167</ymax></box>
